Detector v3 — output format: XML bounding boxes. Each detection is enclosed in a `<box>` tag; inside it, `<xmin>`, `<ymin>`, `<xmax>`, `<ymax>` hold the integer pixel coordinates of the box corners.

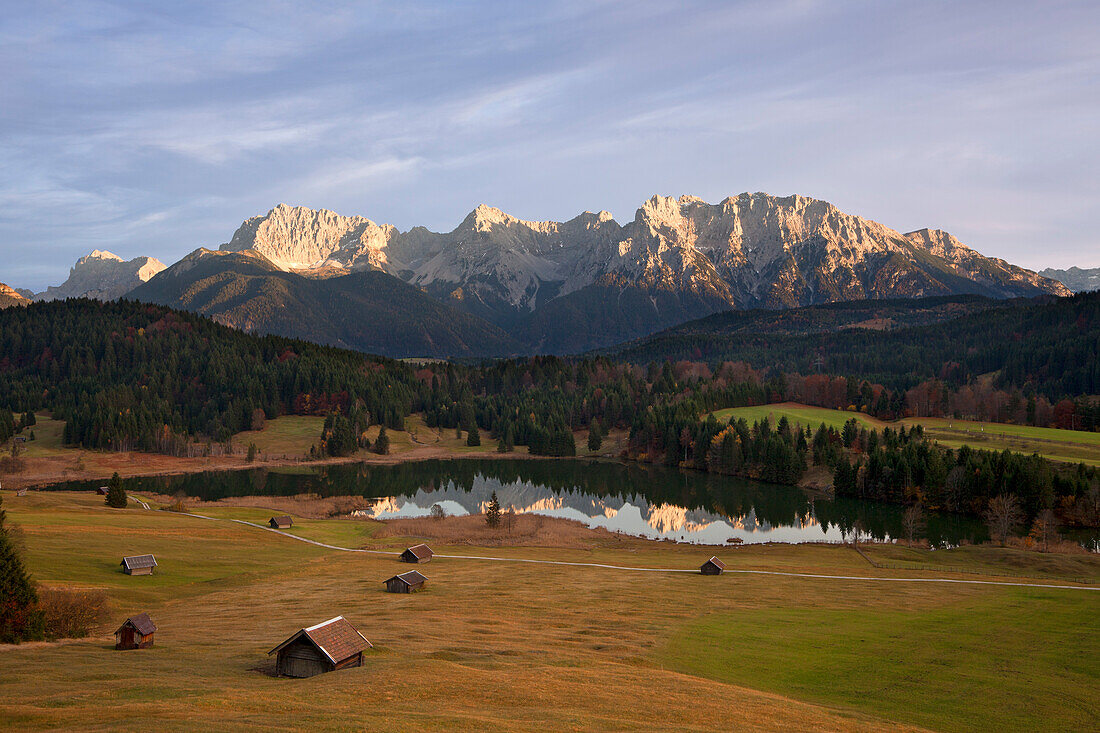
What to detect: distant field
<box><xmin>0</xmin><ymin>491</ymin><xmax>1095</xmax><ymax>731</ymax></box>
<box><xmin>709</xmin><ymin>403</ymin><xmax>1100</xmax><ymax>465</ymax></box>
<box><xmin>708</xmin><ymin>403</ymin><xmax>887</xmax><ymax>431</ymax></box>
<box><xmin>4</xmin><ymin>414</ymin><xmax>68</xmax><ymax>458</ymax></box>
<box><xmin>233</xmin><ymin>415</ymin><xmax>324</xmax><ymax>457</ymax></box>
<box><xmin>903</xmin><ymin>417</ymin><xmax>1100</xmax><ymax>466</ymax></box>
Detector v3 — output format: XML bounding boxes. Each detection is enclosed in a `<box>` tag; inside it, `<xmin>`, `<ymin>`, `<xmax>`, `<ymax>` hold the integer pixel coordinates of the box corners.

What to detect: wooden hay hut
<box><xmin>96</xmin><ymin>486</ymin><xmax>109</xmax><ymax>496</ymax></box>
<box><xmin>700</xmin><ymin>556</ymin><xmax>726</xmax><ymax>575</ymax></box>
<box><xmin>384</xmin><ymin>570</ymin><xmax>427</xmax><ymax>593</ymax></box>
<box><xmin>121</xmin><ymin>554</ymin><xmax>157</xmax><ymax>576</ymax></box>
<box><xmin>268</xmin><ymin>616</ymin><xmax>372</xmax><ymax>678</ymax></box>
<box><xmin>115</xmin><ymin>612</ymin><xmax>156</xmax><ymax>650</ymax></box>
<box><xmin>400</xmin><ymin>544</ymin><xmax>434</xmax><ymax>563</ymax></box>
<box><xmin>269</xmin><ymin>515</ymin><xmax>293</xmax><ymax>529</ymax></box>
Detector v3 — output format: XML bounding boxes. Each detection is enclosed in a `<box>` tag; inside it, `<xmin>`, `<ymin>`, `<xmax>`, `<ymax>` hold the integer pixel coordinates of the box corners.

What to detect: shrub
<box><xmin>35</xmin><ymin>588</ymin><xmax>109</xmax><ymax>640</ymax></box>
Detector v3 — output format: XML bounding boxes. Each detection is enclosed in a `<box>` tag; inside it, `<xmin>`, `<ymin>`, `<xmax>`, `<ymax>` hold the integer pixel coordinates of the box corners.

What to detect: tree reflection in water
<box><xmin>39</xmin><ymin>459</ymin><xmax>987</xmax><ymax>546</ymax></box>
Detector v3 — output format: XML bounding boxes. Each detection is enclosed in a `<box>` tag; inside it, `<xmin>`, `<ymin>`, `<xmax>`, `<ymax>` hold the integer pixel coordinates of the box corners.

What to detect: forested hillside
<box><xmin>0</xmin><ymin>300</ymin><xmax>425</xmax><ymax>451</ymax></box>
<box><xmin>607</xmin><ymin>291</ymin><xmax>1100</xmax><ymax>400</ymax></box>
<box><xmin>1</xmin><ymin>299</ymin><xmax>1097</xmax><ymax>528</ymax></box>
<box><xmin>127</xmin><ymin>251</ymin><xmax>523</xmax><ymax>358</ymax></box>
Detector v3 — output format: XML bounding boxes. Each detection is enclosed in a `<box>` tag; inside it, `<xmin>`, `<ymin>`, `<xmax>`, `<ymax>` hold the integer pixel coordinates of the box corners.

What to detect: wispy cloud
<box><xmin>0</xmin><ymin>0</ymin><xmax>1097</xmax><ymax>289</ymax></box>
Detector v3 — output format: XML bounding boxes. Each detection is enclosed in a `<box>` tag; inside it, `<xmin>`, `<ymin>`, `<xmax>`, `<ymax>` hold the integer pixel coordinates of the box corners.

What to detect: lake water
<box><xmin>36</xmin><ymin>458</ymin><xmax>990</xmax><ymax>547</ymax></box>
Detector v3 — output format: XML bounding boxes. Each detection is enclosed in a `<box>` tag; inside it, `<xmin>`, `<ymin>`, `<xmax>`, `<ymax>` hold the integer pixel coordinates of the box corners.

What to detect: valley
<box><xmin>5</xmin><ymin>5</ymin><xmax>1098</xmax><ymax>732</ymax></box>
<box><xmin>0</xmin><ymin>490</ymin><xmax>1096</xmax><ymax>731</ymax></box>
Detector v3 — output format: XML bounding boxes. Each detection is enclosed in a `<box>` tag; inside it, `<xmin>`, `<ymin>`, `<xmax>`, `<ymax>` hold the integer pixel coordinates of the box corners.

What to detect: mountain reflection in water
<box><xmin>37</xmin><ymin>458</ymin><xmax>987</xmax><ymax>546</ymax></box>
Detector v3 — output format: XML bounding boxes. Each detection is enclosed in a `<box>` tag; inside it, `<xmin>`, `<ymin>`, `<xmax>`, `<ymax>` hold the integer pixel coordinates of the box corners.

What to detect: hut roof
<box><xmin>116</xmin><ymin>612</ymin><xmax>157</xmax><ymax>636</ymax></box>
<box><xmin>271</xmin><ymin>515</ymin><xmax>293</xmax><ymax>525</ymax></box>
<box><xmin>387</xmin><ymin>570</ymin><xmax>427</xmax><ymax>586</ymax></box>
<box><xmin>268</xmin><ymin>616</ymin><xmax>372</xmax><ymax>664</ymax></box>
<box><xmin>121</xmin><ymin>554</ymin><xmax>157</xmax><ymax>570</ymax></box>
<box><xmin>703</xmin><ymin>556</ymin><xmax>726</xmax><ymax>570</ymax></box>
<box><xmin>404</xmin><ymin>544</ymin><xmax>433</xmax><ymax>559</ymax></box>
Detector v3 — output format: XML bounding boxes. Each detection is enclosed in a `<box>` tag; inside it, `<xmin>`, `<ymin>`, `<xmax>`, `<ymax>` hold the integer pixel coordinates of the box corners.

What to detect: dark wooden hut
<box><xmin>268</xmin><ymin>616</ymin><xmax>372</xmax><ymax>678</ymax></box>
<box><xmin>700</xmin><ymin>556</ymin><xmax>726</xmax><ymax>575</ymax></box>
<box><xmin>400</xmin><ymin>544</ymin><xmax>434</xmax><ymax>563</ymax></box>
<box><xmin>269</xmin><ymin>515</ymin><xmax>293</xmax><ymax>529</ymax></box>
<box><xmin>121</xmin><ymin>554</ymin><xmax>157</xmax><ymax>576</ymax></box>
<box><xmin>96</xmin><ymin>486</ymin><xmax>109</xmax><ymax>496</ymax></box>
<box><xmin>115</xmin><ymin>612</ymin><xmax>156</xmax><ymax>650</ymax></box>
<box><xmin>384</xmin><ymin>570</ymin><xmax>427</xmax><ymax>593</ymax></box>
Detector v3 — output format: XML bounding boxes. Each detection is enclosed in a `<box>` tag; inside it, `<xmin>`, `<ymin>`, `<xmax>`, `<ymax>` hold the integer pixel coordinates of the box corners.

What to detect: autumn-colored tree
<box><xmin>901</xmin><ymin>504</ymin><xmax>925</xmax><ymax>547</ymax></box>
<box><xmin>985</xmin><ymin>494</ymin><xmax>1023</xmax><ymax>546</ymax></box>
<box><xmin>1028</xmin><ymin>508</ymin><xmax>1059</xmax><ymax>552</ymax></box>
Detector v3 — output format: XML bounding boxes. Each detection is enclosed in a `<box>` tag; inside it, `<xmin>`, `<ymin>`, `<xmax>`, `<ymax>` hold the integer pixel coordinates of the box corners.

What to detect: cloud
<box><xmin>0</xmin><ymin>0</ymin><xmax>1097</xmax><ymax>288</ymax></box>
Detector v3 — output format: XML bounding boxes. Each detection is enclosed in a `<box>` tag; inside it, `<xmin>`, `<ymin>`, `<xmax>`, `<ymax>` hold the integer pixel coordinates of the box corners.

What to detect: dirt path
<box><xmin>178</xmin><ymin>512</ymin><xmax>1099</xmax><ymax>591</ymax></box>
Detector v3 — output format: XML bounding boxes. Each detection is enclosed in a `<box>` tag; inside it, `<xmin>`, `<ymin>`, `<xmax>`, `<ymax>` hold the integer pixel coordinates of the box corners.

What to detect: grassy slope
<box><xmin>709</xmin><ymin>403</ymin><xmax>888</xmax><ymax>431</ymax></box>
<box><xmin>1</xmin><ymin>491</ymin><xmax>1097</xmax><ymax>732</ymax></box>
<box><xmin>708</xmin><ymin>404</ymin><xmax>1100</xmax><ymax>466</ymax></box>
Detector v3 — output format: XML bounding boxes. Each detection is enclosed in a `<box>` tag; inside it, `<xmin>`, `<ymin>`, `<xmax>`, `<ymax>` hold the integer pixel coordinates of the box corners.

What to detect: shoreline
<box><xmin>3</xmin><ymin>443</ymin><xmax>616</xmax><ymax>490</ymax></box>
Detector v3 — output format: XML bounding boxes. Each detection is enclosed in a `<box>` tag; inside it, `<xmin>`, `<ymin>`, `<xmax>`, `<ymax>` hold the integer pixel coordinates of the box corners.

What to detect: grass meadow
<box><xmin>708</xmin><ymin>403</ymin><xmax>1100</xmax><ymax>466</ymax></box>
<box><xmin>0</xmin><ymin>490</ymin><xmax>1096</xmax><ymax>731</ymax></box>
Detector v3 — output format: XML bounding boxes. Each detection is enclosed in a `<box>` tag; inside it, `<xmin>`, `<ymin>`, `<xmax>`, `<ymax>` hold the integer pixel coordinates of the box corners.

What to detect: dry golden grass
<box><xmin>1</xmin><ymin>491</ymin><xmax>1096</xmax><ymax>732</ymax></box>
<box><xmin>372</xmin><ymin>512</ymin><xmax>629</xmax><ymax>549</ymax></box>
<box><xmin>150</xmin><ymin>492</ymin><xmax>379</xmax><ymax>519</ymax></box>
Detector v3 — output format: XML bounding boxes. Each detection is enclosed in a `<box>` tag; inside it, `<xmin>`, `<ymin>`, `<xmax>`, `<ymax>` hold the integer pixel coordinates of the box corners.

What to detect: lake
<box><xmin>35</xmin><ymin>458</ymin><xmax>991</xmax><ymax>546</ymax></box>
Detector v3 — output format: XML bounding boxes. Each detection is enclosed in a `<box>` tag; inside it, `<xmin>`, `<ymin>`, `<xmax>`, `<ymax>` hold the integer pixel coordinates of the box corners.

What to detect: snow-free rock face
<box><xmin>1040</xmin><ymin>266</ymin><xmax>1100</xmax><ymax>293</ymax></box>
<box><xmin>210</xmin><ymin>193</ymin><xmax>1068</xmax><ymax>349</ymax></box>
<box><xmin>34</xmin><ymin>250</ymin><xmax>166</xmax><ymax>301</ymax></box>
<box><xmin>0</xmin><ymin>283</ymin><xmax>31</xmax><ymax>308</ymax></box>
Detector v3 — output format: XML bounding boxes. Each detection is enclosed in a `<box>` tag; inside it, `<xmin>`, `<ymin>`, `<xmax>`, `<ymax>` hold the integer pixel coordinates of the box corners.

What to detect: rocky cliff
<box><xmin>214</xmin><ymin>193</ymin><xmax>1068</xmax><ymax>350</ymax></box>
<box><xmin>34</xmin><ymin>250</ymin><xmax>166</xmax><ymax>301</ymax></box>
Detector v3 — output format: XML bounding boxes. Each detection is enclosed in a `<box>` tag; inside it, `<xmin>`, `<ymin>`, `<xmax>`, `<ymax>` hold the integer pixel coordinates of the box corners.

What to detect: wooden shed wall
<box><xmin>115</xmin><ymin>627</ymin><xmax>154</xmax><ymax>650</ymax></box>
<box><xmin>276</xmin><ymin>638</ymin><xmax>334</xmax><ymax>678</ymax></box>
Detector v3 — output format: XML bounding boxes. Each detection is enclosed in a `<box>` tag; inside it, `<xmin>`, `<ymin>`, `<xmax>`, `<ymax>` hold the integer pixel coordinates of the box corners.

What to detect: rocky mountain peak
<box><xmin>78</xmin><ymin>249</ymin><xmax>125</xmax><ymax>264</ymax></box>
<box><xmin>35</xmin><ymin>250</ymin><xmax>166</xmax><ymax>302</ymax></box>
<box><xmin>0</xmin><ymin>282</ymin><xmax>31</xmax><ymax>308</ymax></box>
<box><xmin>222</xmin><ymin>203</ymin><xmax>377</xmax><ymax>270</ymax></box>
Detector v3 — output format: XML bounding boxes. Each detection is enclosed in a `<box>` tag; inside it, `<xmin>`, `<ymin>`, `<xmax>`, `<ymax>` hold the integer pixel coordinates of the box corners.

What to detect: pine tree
<box><xmin>466</xmin><ymin>426</ymin><xmax>481</xmax><ymax>447</ymax></box>
<box><xmin>105</xmin><ymin>472</ymin><xmax>127</xmax><ymax>508</ymax></box>
<box><xmin>587</xmin><ymin>420</ymin><xmax>603</xmax><ymax>451</ymax></box>
<box><xmin>246</xmin><ymin>443</ymin><xmax>258</xmax><ymax>462</ymax></box>
<box><xmin>0</xmin><ymin>496</ymin><xmax>43</xmax><ymax>643</ymax></box>
<box><xmin>373</xmin><ymin>426</ymin><xmax>390</xmax><ymax>455</ymax></box>
<box><xmin>485</xmin><ymin>491</ymin><xmax>501</xmax><ymax>528</ymax></box>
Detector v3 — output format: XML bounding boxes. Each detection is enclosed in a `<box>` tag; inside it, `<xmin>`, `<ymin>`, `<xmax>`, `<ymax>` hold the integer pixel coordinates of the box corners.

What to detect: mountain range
<box><xmin>18</xmin><ymin>192</ymin><xmax>1074</xmax><ymax>356</ymax></box>
<box><xmin>127</xmin><ymin>249</ymin><xmax>521</xmax><ymax>357</ymax></box>
<box><xmin>1040</xmin><ymin>266</ymin><xmax>1100</xmax><ymax>293</ymax></box>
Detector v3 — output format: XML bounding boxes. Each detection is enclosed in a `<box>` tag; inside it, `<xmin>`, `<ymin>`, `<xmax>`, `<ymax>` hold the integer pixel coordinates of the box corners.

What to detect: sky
<box><xmin>1</xmin><ymin>0</ymin><xmax>1098</xmax><ymax>290</ymax></box>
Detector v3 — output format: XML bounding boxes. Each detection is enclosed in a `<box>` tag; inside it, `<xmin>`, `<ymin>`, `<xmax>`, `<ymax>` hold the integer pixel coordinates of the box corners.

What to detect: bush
<box><xmin>35</xmin><ymin>588</ymin><xmax>109</xmax><ymax>640</ymax></box>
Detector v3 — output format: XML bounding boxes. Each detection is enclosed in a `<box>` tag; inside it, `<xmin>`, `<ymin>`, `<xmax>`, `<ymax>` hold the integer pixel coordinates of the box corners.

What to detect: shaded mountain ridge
<box><xmin>214</xmin><ymin>193</ymin><xmax>1067</xmax><ymax>351</ymax></box>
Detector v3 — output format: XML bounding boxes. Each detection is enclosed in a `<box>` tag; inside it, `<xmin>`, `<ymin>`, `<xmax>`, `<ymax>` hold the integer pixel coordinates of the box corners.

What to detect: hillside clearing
<box><xmin>708</xmin><ymin>403</ymin><xmax>1100</xmax><ymax>465</ymax></box>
